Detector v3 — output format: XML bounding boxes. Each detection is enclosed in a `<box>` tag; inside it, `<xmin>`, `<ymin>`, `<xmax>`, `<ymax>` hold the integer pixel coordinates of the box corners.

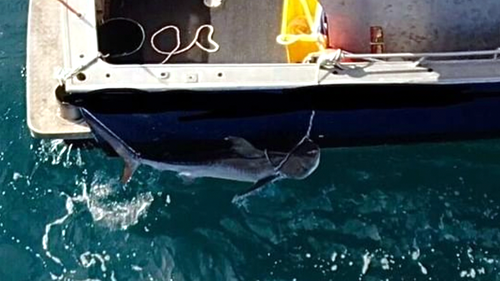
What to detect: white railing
<box><xmin>343</xmin><ymin>48</ymin><xmax>500</xmax><ymax>60</ymax></box>
<box><xmin>312</xmin><ymin>48</ymin><xmax>500</xmax><ymax>68</ymax></box>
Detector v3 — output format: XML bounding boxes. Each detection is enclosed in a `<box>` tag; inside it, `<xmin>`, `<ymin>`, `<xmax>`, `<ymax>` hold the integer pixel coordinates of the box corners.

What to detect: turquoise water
<box><xmin>2</xmin><ymin>1</ymin><xmax>500</xmax><ymax>280</ymax></box>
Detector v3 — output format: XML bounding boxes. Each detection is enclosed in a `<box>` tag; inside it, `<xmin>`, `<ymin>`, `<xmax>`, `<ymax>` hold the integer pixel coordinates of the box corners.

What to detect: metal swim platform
<box><xmin>26</xmin><ymin>0</ymin><xmax>91</xmax><ymax>138</ymax></box>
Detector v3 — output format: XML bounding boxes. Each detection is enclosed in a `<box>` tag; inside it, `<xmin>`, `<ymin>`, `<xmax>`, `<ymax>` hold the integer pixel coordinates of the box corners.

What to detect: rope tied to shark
<box><xmin>234</xmin><ymin>110</ymin><xmax>319</xmax><ymax>202</ymax></box>
<box><xmin>151</xmin><ymin>24</ymin><xmax>220</xmax><ymax>63</ymax></box>
<box><xmin>272</xmin><ymin>110</ymin><xmax>316</xmax><ymax>172</ymax></box>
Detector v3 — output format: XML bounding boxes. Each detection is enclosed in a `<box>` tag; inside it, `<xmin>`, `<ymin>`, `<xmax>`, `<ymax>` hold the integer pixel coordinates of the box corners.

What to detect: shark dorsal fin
<box><xmin>225</xmin><ymin>136</ymin><xmax>265</xmax><ymax>158</ymax></box>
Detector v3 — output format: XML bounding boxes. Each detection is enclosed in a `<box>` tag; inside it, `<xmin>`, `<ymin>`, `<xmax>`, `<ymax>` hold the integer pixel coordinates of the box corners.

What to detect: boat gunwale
<box><xmin>53</xmin><ymin>0</ymin><xmax>500</xmax><ymax>93</ymax></box>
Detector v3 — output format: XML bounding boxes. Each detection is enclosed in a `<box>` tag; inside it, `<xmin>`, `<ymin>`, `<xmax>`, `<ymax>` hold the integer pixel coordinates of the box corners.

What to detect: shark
<box><xmin>80</xmin><ymin>108</ymin><xmax>321</xmax><ymax>200</ymax></box>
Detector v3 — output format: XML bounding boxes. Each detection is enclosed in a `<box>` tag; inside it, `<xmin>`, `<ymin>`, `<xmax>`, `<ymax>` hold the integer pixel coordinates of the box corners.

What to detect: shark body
<box><xmin>81</xmin><ymin>108</ymin><xmax>320</xmax><ymax>199</ymax></box>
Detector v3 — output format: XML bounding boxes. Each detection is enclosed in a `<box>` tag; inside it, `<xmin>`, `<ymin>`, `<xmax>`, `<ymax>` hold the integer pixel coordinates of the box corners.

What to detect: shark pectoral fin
<box><xmin>121</xmin><ymin>159</ymin><xmax>139</xmax><ymax>184</ymax></box>
<box><xmin>225</xmin><ymin>136</ymin><xmax>264</xmax><ymax>158</ymax></box>
<box><xmin>233</xmin><ymin>174</ymin><xmax>280</xmax><ymax>202</ymax></box>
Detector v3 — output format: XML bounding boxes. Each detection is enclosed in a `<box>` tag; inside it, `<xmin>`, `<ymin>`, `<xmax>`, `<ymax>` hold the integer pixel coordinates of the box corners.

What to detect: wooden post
<box><xmin>370</xmin><ymin>26</ymin><xmax>384</xmax><ymax>53</ymax></box>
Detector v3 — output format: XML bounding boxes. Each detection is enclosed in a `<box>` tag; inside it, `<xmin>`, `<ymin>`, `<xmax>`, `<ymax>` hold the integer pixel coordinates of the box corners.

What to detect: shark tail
<box><xmin>80</xmin><ymin>108</ymin><xmax>140</xmax><ymax>184</ymax></box>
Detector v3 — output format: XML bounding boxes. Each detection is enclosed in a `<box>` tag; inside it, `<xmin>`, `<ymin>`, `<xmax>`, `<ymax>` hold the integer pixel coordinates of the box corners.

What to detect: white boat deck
<box><xmin>26</xmin><ymin>0</ymin><xmax>91</xmax><ymax>139</ymax></box>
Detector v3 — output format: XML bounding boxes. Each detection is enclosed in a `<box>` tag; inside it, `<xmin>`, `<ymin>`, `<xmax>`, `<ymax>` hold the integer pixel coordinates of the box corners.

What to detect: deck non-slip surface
<box><xmin>208</xmin><ymin>0</ymin><xmax>286</xmax><ymax>63</ymax></box>
<box><xmin>320</xmin><ymin>0</ymin><xmax>500</xmax><ymax>53</ymax></box>
<box><xmin>107</xmin><ymin>0</ymin><xmax>286</xmax><ymax>64</ymax></box>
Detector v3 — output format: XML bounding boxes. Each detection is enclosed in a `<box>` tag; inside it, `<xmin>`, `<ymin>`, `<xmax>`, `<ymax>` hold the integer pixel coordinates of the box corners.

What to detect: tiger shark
<box><xmin>80</xmin><ymin>108</ymin><xmax>320</xmax><ymax>200</ymax></box>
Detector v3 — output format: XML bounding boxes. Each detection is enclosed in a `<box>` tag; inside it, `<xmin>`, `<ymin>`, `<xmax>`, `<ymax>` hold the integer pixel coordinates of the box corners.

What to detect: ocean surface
<box><xmin>2</xmin><ymin>1</ymin><xmax>500</xmax><ymax>280</ymax></box>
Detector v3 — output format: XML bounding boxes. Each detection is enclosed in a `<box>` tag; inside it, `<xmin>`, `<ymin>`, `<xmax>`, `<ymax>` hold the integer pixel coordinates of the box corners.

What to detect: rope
<box><xmin>305</xmin><ymin>109</ymin><xmax>315</xmax><ymax>139</ymax></box>
<box><xmin>274</xmin><ymin>110</ymin><xmax>316</xmax><ymax>173</ymax></box>
<box><xmin>275</xmin><ymin>13</ymin><xmax>326</xmax><ymax>52</ymax></box>
<box><xmin>151</xmin><ymin>24</ymin><xmax>220</xmax><ymax>64</ymax></box>
<box><xmin>276</xmin><ymin>0</ymin><xmax>326</xmax><ymax>53</ymax></box>
<box><xmin>276</xmin><ymin>33</ymin><xmax>326</xmax><ymax>51</ymax></box>
<box><xmin>305</xmin><ymin>49</ymin><xmax>384</xmax><ymax>84</ymax></box>
<box><xmin>311</xmin><ymin>48</ymin><xmax>345</xmax><ymax>65</ymax></box>
<box><xmin>55</xmin><ymin>0</ymin><xmax>82</xmax><ymax>18</ymax></box>
<box><xmin>57</xmin><ymin>53</ymin><xmax>107</xmax><ymax>85</ymax></box>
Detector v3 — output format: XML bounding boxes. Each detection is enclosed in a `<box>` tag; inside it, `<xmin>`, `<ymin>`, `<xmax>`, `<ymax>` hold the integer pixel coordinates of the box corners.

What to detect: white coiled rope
<box><xmin>151</xmin><ymin>24</ymin><xmax>220</xmax><ymax>64</ymax></box>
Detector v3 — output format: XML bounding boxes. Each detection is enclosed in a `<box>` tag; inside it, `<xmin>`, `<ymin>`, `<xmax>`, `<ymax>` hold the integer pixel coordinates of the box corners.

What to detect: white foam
<box><xmin>80</xmin><ymin>252</ymin><xmax>96</xmax><ymax>268</ymax></box>
<box><xmin>460</xmin><ymin>268</ymin><xmax>477</xmax><ymax>278</ymax></box>
<box><xmin>42</xmin><ymin>195</ymin><xmax>74</xmax><ymax>267</ymax></box>
<box><xmin>411</xmin><ymin>249</ymin><xmax>420</xmax><ymax>260</ymax></box>
<box><xmin>37</xmin><ymin>139</ymin><xmax>84</xmax><ymax>167</ymax></box>
<box><xmin>467</xmin><ymin>247</ymin><xmax>474</xmax><ymax>263</ymax></box>
<box><xmin>81</xmin><ymin>177</ymin><xmax>154</xmax><ymax>230</ymax></box>
<box><xmin>381</xmin><ymin>257</ymin><xmax>390</xmax><ymax>270</ymax></box>
<box><xmin>63</xmin><ymin>144</ymin><xmax>73</xmax><ymax>167</ymax></box>
<box><xmin>411</xmin><ymin>238</ymin><xmax>421</xmax><ymax>261</ymax></box>
<box><xmin>12</xmin><ymin>172</ymin><xmax>22</xmax><ymax>181</ymax></box>
<box><xmin>361</xmin><ymin>252</ymin><xmax>373</xmax><ymax>275</ymax></box>
<box><xmin>131</xmin><ymin>265</ymin><xmax>143</xmax><ymax>272</ymax></box>
<box><xmin>54</xmin><ymin>143</ymin><xmax>67</xmax><ymax>165</ymax></box>
<box><xmin>79</xmin><ymin>252</ymin><xmax>108</xmax><ymax>272</ymax></box>
<box><xmin>331</xmin><ymin>252</ymin><xmax>337</xmax><ymax>262</ymax></box>
<box><xmin>88</xmin><ymin>192</ymin><xmax>154</xmax><ymax>230</ymax></box>
<box><xmin>483</xmin><ymin>258</ymin><xmax>495</xmax><ymax>264</ymax></box>
<box><xmin>75</xmin><ymin>149</ymin><xmax>84</xmax><ymax>166</ymax></box>
<box><xmin>41</xmin><ymin>174</ymin><xmax>153</xmax><ymax>280</ymax></box>
<box><xmin>418</xmin><ymin>262</ymin><xmax>428</xmax><ymax>275</ymax></box>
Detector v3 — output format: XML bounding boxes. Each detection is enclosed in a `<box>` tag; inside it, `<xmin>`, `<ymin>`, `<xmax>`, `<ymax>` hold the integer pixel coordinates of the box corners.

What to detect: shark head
<box><xmin>277</xmin><ymin>137</ymin><xmax>321</xmax><ymax>180</ymax></box>
<box><xmin>232</xmin><ymin>136</ymin><xmax>321</xmax><ymax>202</ymax></box>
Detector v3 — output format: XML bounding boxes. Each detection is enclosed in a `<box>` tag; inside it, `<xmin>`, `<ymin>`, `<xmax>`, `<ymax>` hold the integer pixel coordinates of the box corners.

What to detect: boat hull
<box><xmin>73</xmin><ymin>83</ymin><xmax>500</xmax><ymax>157</ymax></box>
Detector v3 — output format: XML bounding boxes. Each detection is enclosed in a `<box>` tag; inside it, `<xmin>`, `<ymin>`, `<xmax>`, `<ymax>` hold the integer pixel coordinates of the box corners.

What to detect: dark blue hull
<box><xmin>71</xmin><ymin>83</ymin><xmax>500</xmax><ymax>158</ymax></box>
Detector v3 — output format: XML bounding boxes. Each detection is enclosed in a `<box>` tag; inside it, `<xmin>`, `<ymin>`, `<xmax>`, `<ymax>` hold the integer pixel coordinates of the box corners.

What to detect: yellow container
<box><xmin>277</xmin><ymin>0</ymin><xmax>327</xmax><ymax>63</ymax></box>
